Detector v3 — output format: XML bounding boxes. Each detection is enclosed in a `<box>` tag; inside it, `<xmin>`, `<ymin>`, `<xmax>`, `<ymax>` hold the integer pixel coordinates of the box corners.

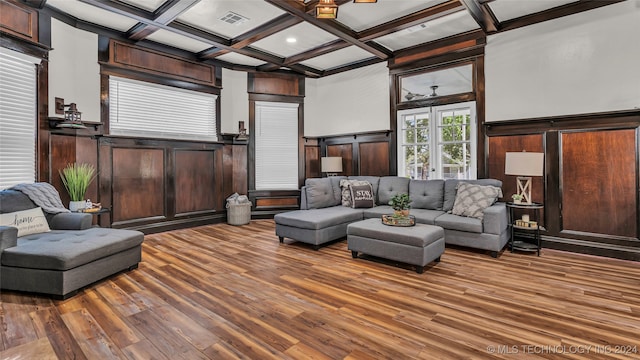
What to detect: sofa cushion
<box><xmin>443</xmin><ymin>179</ymin><xmax>503</xmax><ymax>212</ymax></box>
<box><xmin>377</xmin><ymin>176</ymin><xmax>410</xmax><ymax>205</ymax></box>
<box><xmin>274</xmin><ymin>207</ymin><xmax>363</xmax><ymax>230</ymax></box>
<box><xmin>409</xmin><ymin>209</ymin><xmax>446</xmax><ymax>225</ymax></box>
<box><xmin>362</xmin><ymin>205</ymin><xmax>393</xmax><ymax>219</ymax></box>
<box><xmin>329</xmin><ymin>176</ymin><xmax>347</xmax><ymax>205</ymax></box>
<box><xmin>340</xmin><ymin>179</ymin><xmax>371</xmax><ymax>207</ymax></box>
<box><xmin>435</xmin><ymin>213</ymin><xmax>483</xmax><ymax>233</ymax></box>
<box><xmin>0</xmin><ymin>207</ymin><xmax>50</xmax><ymax>237</ymax></box>
<box><xmin>305</xmin><ymin>178</ymin><xmax>336</xmax><ymax>209</ymax></box>
<box><xmin>349</xmin><ymin>183</ymin><xmax>374</xmax><ymax>208</ymax></box>
<box><xmin>409</xmin><ymin>180</ymin><xmax>444</xmax><ymax>210</ymax></box>
<box><xmin>2</xmin><ymin>228</ymin><xmax>144</xmax><ymax>271</ymax></box>
<box><xmin>451</xmin><ymin>182</ymin><xmax>502</xmax><ymax>220</ymax></box>
<box><xmin>348</xmin><ymin>176</ymin><xmax>380</xmax><ymax>202</ymax></box>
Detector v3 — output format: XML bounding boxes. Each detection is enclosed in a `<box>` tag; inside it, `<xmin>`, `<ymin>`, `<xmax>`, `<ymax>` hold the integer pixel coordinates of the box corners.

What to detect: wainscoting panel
<box><xmin>359</xmin><ymin>142</ymin><xmax>390</xmax><ymax>176</ymax></box>
<box><xmin>327</xmin><ymin>144</ymin><xmax>353</xmax><ymax>176</ymax></box>
<box><xmin>0</xmin><ymin>0</ymin><xmax>38</xmax><ymax>42</ymax></box>
<box><xmin>561</xmin><ymin>129</ymin><xmax>637</xmax><ymax>238</ymax></box>
<box><xmin>112</xmin><ymin>148</ymin><xmax>165</xmax><ymax>223</ymax></box>
<box><xmin>305</xmin><ymin>145</ymin><xmax>320</xmax><ymax>179</ymax></box>
<box><xmin>174</xmin><ymin>150</ymin><xmax>216</xmax><ymax>215</ymax></box>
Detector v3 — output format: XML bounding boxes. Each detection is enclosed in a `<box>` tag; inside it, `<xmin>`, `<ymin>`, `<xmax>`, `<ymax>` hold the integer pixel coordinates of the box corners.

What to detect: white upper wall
<box><xmin>305</xmin><ymin>62</ymin><xmax>390</xmax><ymax>136</ymax></box>
<box><xmin>49</xmin><ymin>19</ymin><xmax>101</xmax><ymax>122</ymax></box>
<box><xmin>485</xmin><ymin>0</ymin><xmax>640</xmax><ymax>122</ymax></box>
<box><xmin>221</xmin><ymin>68</ymin><xmax>249</xmax><ymax>134</ymax></box>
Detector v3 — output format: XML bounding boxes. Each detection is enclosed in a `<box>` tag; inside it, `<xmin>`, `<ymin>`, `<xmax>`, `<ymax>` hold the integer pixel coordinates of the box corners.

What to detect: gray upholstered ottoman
<box><xmin>347</xmin><ymin>218</ymin><xmax>445</xmax><ymax>273</ymax></box>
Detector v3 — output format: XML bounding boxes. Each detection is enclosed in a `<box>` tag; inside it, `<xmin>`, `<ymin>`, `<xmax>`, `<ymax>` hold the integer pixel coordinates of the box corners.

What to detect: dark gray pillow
<box><xmin>443</xmin><ymin>179</ymin><xmax>503</xmax><ymax>212</ymax></box>
<box><xmin>349</xmin><ymin>184</ymin><xmax>374</xmax><ymax>208</ymax></box>
<box><xmin>377</xmin><ymin>176</ymin><xmax>410</xmax><ymax>205</ymax></box>
<box><xmin>409</xmin><ymin>179</ymin><xmax>444</xmax><ymax>210</ymax></box>
<box><xmin>348</xmin><ymin>176</ymin><xmax>380</xmax><ymax>202</ymax></box>
<box><xmin>305</xmin><ymin>178</ymin><xmax>335</xmax><ymax>209</ymax></box>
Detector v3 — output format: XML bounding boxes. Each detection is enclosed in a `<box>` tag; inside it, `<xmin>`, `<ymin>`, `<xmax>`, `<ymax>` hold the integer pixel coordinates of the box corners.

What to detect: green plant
<box><xmin>59</xmin><ymin>163</ymin><xmax>96</xmax><ymax>201</ymax></box>
<box><xmin>388</xmin><ymin>193</ymin><xmax>411</xmax><ymax>211</ymax></box>
<box><xmin>511</xmin><ymin>194</ymin><xmax>523</xmax><ymax>201</ymax></box>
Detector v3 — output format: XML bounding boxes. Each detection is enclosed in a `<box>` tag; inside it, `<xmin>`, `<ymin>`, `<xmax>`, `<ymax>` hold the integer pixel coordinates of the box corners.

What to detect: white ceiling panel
<box><xmin>145</xmin><ymin>29</ymin><xmax>212</xmax><ymax>53</ymax></box>
<box><xmin>178</xmin><ymin>0</ymin><xmax>285</xmax><ymax>39</ymax></box>
<box><xmin>336</xmin><ymin>0</ymin><xmax>448</xmax><ymax>32</ymax></box>
<box><xmin>217</xmin><ymin>52</ymin><xmax>266</xmax><ymax>67</ymax></box>
<box><xmin>375</xmin><ymin>11</ymin><xmax>480</xmax><ymax>51</ymax></box>
<box><xmin>301</xmin><ymin>46</ymin><xmax>374</xmax><ymax>70</ymax></box>
<box><xmin>489</xmin><ymin>0</ymin><xmax>577</xmax><ymax>22</ymax></box>
<box><xmin>47</xmin><ymin>0</ymin><xmax>139</xmax><ymax>32</ymax></box>
<box><xmin>251</xmin><ymin>22</ymin><xmax>339</xmax><ymax>58</ymax></box>
<box><xmin>119</xmin><ymin>0</ymin><xmax>166</xmax><ymax>12</ymax></box>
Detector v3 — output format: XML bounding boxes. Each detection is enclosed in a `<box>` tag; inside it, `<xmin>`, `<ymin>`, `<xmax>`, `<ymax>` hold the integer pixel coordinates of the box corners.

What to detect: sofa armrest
<box><xmin>299</xmin><ymin>186</ymin><xmax>309</xmax><ymax>210</ymax></box>
<box><xmin>0</xmin><ymin>226</ymin><xmax>18</xmax><ymax>251</ymax></box>
<box><xmin>49</xmin><ymin>212</ymin><xmax>93</xmax><ymax>230</ymax></box>
<box><xmin>483</xmin><ymin>202</ymin><xmax>508</xmax><ymax>235</ymax></box>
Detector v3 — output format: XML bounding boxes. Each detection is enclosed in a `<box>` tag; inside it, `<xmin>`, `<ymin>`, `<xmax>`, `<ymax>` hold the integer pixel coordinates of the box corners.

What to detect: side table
<box><xmin>506</xmin><ymin>202</ymin><xmax>543</xmax><ymax>256</ymax></box>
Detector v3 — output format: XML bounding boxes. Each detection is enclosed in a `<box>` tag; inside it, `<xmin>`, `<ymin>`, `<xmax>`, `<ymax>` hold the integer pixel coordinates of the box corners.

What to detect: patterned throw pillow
<box><xmin>0</xmin><ymin>207</ymin><xmax>51</xmax><ymax>237</ymax></box>
<box><xmin>339</xmin><ymin>179</ymin><xmax>371</xmax><ymax>207</ymax></box>
<box><xmin>451</xmin><ymin>182</ymin><xmax>503</xmax><ymax>219</ymax></box>
<box><xmin>349</xmin><ymin>184</ymin><xmax>374</xmax><ymax>208</ymax></box>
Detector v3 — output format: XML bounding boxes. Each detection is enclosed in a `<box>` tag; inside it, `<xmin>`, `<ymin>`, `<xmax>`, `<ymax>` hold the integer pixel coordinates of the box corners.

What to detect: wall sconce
<box><xmin>321</xmin><ymin>156</ymin><xmax>342</xmax><ymax>176</ymax></box>
<box><xmin>237</xmin><ymin>121</ymin><xmax>248</xmax><ymax>140</ymax></box>
<box><xmin>505</xmin><ymin>151</ymin><xmax>544</xmax><ymax>204</ymax></box>
<box><xmin>64</xmin><ymin>103</ymin><xmax>82</xmax><ymax>123</ymax></box>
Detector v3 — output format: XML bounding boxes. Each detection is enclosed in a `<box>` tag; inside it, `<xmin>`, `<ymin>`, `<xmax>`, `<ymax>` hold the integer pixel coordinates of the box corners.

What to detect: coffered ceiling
<box><xmin>42</xmin><ymin>0</ymin><xmax>623</xmax><ymax>78</ymax></box>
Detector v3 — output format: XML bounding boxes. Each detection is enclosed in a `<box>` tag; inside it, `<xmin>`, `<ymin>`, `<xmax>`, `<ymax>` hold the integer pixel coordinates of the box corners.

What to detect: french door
<box><xmin>397</xmin><ymin>102</ymin><xmax>477</xmax><ymax>180</ymax></box>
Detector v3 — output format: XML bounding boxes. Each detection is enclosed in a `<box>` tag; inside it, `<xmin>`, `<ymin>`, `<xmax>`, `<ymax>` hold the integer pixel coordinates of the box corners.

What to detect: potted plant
<box><xmin>389</xmin><ymin>193</ymin><xmax>411</xmax><ymax>217</ymax></box>
<box><xmin>60</xmin><ymin>162</ymin><xmax>96</xmax><ymax>211</ymax></box>
<box><xmin>511</xmin><ymin>193</ymin><xmax>523</xmax><ymax>204</ymax></box>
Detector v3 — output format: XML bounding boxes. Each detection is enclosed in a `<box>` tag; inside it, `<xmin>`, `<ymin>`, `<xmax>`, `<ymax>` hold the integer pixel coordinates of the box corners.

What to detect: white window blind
<box><xmin>109</xmin><ymin>76</ymin><xmax>218</xmax><ymax>141</ymax></box>
<box><xmin>255</xmin><ymin>101</ymin><xmax>299</xmax><ymax>190</ymax></box>
<box><xmin>0</xmin><ymin>48</ymin><xmax>38</xmax><ymax>190</ymax></box>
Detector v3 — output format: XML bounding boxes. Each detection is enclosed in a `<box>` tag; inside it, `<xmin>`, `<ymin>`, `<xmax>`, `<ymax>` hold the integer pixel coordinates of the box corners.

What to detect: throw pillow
<box><xmin>451</xmin><ymin>182</ymin><xmax>503</xmax><ymax>220</ymax></box>
<box><xmin>349</xmin><ymin>183</ymin><xmax>374</xmax><ymax>208</ymax></box>
<box><xmin>339</xmin><ymin>179</ymin><xmax>371</xmax><ymax>207</ymax></box>
<box><xmin>0</xmin><ymin>207</ymin><xmax>51</xmax><ymax>237</ymax></box>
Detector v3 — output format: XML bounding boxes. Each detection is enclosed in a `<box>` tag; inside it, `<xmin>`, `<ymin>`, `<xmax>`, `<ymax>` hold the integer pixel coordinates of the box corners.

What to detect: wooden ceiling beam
<box><xmin>499</xmin><ymin>0</ymin><xmax>627</xmax><ymax>33</ymax></box>
<box><xmin>460</xmin><ymin>0</ymin><xmax>498</xmax><ymax>33</ymax></box>
<box><xmin>283</xmin><ymin>39</ymin><xmax>350</xmax><ymax>65</ymax></box>
<box><xmin>230</xmin><ymin>14</ymin><xmax>302</xmax><ymax>50</ymax></box>
<box><xmin>358</xmin><ymin>0</ymin><xmax>466</xmax><ymax>41</ymax></box>
<box><xmin>125</xmin><ymin>0</ymin><xmax>200</xmax><ymax>41</ymax></box>
<box><xmin>264</xmin><ymin>0</ymin><xmax>391</xmax><ymax>59</ymax></box>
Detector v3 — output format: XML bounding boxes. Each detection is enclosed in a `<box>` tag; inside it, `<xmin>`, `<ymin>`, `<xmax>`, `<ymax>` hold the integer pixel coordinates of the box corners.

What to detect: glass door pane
<box><xmin>435</xmin><ymin>103</ymin><xmax>475</xmax><ymax>179</ymax></box>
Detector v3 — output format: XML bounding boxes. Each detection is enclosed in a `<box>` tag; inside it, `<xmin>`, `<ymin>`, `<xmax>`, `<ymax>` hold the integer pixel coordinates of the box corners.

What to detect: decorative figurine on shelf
<box><xmin>237</xmin><ymin>121</ymin><xmax>248</xmax><ymax>140</ymax></box>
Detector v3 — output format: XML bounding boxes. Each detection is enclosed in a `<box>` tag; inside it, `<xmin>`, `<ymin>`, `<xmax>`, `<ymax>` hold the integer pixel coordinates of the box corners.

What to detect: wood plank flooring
<box><xmin>2</xmin><ymin>220</ymin><xmax>640</xmax><ymax>359</ymax></box>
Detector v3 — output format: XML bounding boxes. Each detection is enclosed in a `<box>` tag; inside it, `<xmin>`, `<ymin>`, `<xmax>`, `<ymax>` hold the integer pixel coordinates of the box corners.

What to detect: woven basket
<box><xmin>227</xmin><ymin>202</ymin><xmax>252</xmax><ymax>225</ymax></box>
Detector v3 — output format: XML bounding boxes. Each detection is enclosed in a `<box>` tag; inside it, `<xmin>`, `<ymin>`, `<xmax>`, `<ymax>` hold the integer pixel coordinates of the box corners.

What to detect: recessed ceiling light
<box><xmin>286</xmin><ymin>37</ymin><xmax>297</xmax><ymax>43</ymax></box>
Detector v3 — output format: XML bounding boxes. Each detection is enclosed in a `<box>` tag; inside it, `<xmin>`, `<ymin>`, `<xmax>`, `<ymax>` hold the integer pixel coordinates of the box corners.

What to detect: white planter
<box><xmin>69</xmin><ymin>201</ymin><xmax>86</xmax><ymax>212</ymax></box>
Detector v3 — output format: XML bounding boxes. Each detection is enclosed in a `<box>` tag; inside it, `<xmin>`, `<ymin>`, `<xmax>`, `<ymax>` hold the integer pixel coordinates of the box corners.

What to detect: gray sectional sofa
<box><xmin>274</xmin><ymin>176</ymin><xmax>509</xmax><ymax>257</ymax></box>
<box><xmin>0</xmin><ymin>188</ymin><xmax>144</xmax><ymax>299</ymax></box>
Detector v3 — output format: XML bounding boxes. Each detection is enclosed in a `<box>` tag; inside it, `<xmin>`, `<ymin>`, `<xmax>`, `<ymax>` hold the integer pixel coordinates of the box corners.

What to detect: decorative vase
<box><xmin>513</xmin><ymin>199</ymin><xmax>521</xmax><ymax>204</ymax></box>
<box><xmin>394</xmin><ymin>209</ymin><xmax>410</xmax><ymax>217</ymax></box>
<box><xmin>69</xmin><ymin>201</ymin><xmax>85</xmax><ymax>212</ymax></box>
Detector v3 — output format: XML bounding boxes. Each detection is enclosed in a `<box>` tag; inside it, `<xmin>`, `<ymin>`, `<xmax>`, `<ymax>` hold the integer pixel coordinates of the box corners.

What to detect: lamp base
<box><xmin>516</xmin><ymin>176</ymin><xmax>533</xmax><ymax>204</ymax></box>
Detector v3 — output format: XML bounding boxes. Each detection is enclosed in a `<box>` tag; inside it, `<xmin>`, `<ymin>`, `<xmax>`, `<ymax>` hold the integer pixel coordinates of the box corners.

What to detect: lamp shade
<box><xmin>321</xmin><ymin>157</ymin><xmax>342</xmax><ymax>173</ymax></box>
<box><xmin>504</xmin><ymin>152</ymin><xmax>544</xmax><ymax>176</ymax></box>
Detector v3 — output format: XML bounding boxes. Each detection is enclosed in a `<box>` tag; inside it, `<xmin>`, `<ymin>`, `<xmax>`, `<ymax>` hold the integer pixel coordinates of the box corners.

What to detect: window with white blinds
<box><xmin>0</xmin><ymin>48</ymin><xmax>38</xmax><ymax>190</ymax></box>
<box><xmin>255</xmin><ymin>101</ymin><xmax>299</xmax><ymax>190</ymax></box>
<box><xmin>109</xmin><ymin>76</ymin><xmax>218</xmax><ymax>141</ymax></box>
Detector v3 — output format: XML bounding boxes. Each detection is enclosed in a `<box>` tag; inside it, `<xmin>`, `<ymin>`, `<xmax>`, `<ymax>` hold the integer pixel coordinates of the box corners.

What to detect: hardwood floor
<box><xmin>2</xmin><ymin>220</ymin><xmax>640</xmax><ymax>359</ymax></box>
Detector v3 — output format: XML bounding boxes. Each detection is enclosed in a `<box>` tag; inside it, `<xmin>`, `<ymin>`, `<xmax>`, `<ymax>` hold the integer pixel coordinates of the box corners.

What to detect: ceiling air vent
<box><xmin>219</xmin><ymin>11</ymin><xmax>250</xmax><ymax>26</ymax></box>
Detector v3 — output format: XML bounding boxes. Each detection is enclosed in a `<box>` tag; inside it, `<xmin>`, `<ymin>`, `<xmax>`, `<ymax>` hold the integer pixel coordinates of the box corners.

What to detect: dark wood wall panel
<box><xmin>487</xmin><ymin>134</ymin><xmax>545</xmax><ymax>204</ymax></box>
<box><xmin>561</xmin><ymin>129</ymin><xmax>636</xmax><ymax>238</ymax></box>
<box><xmin>250</xmin><ymin>73</ymin><xmax>301</xmax><ymax>96</ymax></box>
<box><xmin>49</xmin><ymin>134</ymin><xmax>77</xmax><ymax>206</ymax></box>
<box><xmin>112</xmin><ymin>148</ymin><xmax>165</xmax><ymax>222</ymax></box>
<box><xmin>0</xmin><ymin>0</ymin><xmax>38</xmax><ymax>42</ymax></box>
<box><xmin>232</xmin><ymin>144</ymin><xmax>248</xmax><ymax>195</ymax></box>
<box><xmin>305</xmin><ymin>145</ymin><xmax>320</xmax><ymax>179</ymax></box>
<box><xmin>359</xmin><ymin>142</ymin><xmax>390</xmax><ymax>176</ymax></box>
<box><xmin>327</xmin><ymin>144</ymin><xmax>353</xmax><ymax>176</ymax></box>
<box><xmin>174</xmin><ymin>150</ymin><xmax>215</xmax><ymax>214</ymax></box>
<box><xmin>109</xmin><ymin>40</ymin><xmax>216</xmax><ymax>86</ymax></box>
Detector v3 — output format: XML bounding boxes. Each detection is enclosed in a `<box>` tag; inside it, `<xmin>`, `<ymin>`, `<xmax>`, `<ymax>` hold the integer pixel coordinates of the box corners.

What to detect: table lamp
<box><xmin>321</xmin><ymin>157</ymin><xmax>342</xmax><ymax>177</ymax></box>
<box><xmin>504</xmin><ymin>151</ymin><xmax>544</xmax><ymax>204</ymax></box>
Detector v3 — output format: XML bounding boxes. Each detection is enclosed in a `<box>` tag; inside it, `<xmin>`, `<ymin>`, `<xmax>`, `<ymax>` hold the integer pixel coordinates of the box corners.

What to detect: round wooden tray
<box><xmin>381</xmin><ymin>214</ymin><xmax>415</xmax><ymax>227</ymax></box>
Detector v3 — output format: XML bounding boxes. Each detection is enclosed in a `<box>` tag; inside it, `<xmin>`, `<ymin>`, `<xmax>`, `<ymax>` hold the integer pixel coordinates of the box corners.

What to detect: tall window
<box><xmin>0</xmin><ymin>48</ymin><xmax>39</xmax><ymax>189</ymax></box>
<box><xmin>254</xmin><ymin>101</ymin><xmax>299</xmax><ymax>190</ymax></box>
<box><xmin>398</xmin><ymin>102</ymin><xmax>476</xmax><ymax>180</ymax></box>
<box><xmin>109</xmin><ymin>76</ymin><xmax>218</xmax><ymax>141</ymax></box>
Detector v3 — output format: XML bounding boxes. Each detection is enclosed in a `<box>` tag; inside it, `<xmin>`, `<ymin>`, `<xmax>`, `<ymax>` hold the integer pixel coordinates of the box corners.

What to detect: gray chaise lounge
<box><xmin>0</xmin><ymin>187</ymin><xmax>144</xmax><ymax>299</ymax></box>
